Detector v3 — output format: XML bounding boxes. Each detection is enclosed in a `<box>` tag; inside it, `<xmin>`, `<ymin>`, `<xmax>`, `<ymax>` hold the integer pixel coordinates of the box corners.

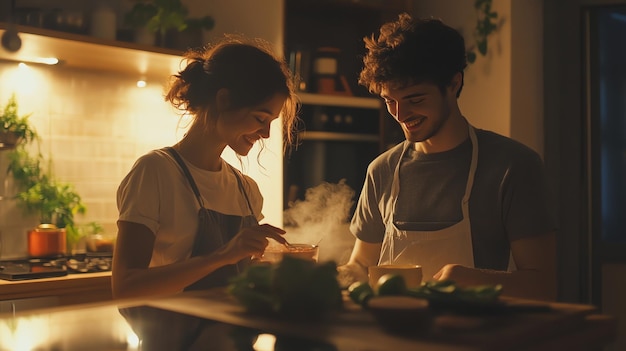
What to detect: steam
<box><xmin>283</xmin><ymin>179</ymin><xmax>356</xmax><ymax>262</ymax></box>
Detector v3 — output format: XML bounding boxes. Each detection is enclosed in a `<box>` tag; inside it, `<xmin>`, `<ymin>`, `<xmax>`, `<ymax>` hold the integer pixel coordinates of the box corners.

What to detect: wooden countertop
<box><xmin>144</xmin><ymin>289</ymin><xmax>619</xmax><ymax>351</ymax></box>
<box><xmin>0</xmin><ymin>288</ymin><xmax>618</xmax><ymax>351</ymax></box>
<box><xmin>0</xmin><ymin>271</ymin><xmax>112</xmax><ymax>305</ymax></box>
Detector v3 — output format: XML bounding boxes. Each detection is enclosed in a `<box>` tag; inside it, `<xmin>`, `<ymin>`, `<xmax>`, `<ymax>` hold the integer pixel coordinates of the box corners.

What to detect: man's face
<box><xmin>380</xmin><ymin>81</ymin><xmax>455</xmax><ymax>143</ymax></box>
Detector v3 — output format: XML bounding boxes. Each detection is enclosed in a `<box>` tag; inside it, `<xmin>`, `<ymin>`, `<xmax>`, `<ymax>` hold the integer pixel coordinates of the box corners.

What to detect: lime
<box><xmin>348</xmin><ymin>281</ymin><xmax>375</xmax><ymax>306</ymax></box>
<box><xmin>376</xmin><ymin>274</ymin><xmax>407</xmax><ymax>296</ymax></box>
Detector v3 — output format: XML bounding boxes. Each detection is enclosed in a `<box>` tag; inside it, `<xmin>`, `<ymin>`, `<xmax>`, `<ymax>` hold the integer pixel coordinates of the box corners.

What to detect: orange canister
<box><xmin>28</xmin><ymin>224</ymin><xmax>67</xmax><ymax>258</ymax></box>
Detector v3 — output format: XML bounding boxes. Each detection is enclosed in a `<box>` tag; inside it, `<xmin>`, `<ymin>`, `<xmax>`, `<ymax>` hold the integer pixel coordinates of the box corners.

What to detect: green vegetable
<box><xmin>348</xmin><ymin>281</ymin><xmax>374</xmax><ymax>306</ymax></box>
<box><xmin>406</xmin><ymin>280</ymin><xmax>503</xmax><ymax>304</ymax></box>
<box><xmin>228</xmin><ymin>256</ymin><xmax>343</xmax><ymax>320</ymax></box>
<box><xmin>376</xmin><ymin>274</ymin><xmax>407</xmax><ymax>296</ymax></box>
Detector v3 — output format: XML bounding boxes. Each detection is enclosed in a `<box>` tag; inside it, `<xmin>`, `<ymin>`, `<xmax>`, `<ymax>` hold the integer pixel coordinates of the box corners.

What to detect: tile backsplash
<box><xmin>0</xmin><ymin>61</ymin><xmax>183</xmax><ymax>259</ymax></box>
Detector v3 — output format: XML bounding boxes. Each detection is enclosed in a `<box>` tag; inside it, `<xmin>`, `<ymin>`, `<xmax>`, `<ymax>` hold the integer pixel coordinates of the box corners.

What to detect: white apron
<box><xmin>378</xmin><ymin>124</ymin><xmax>515</xmax><ymax>281</ymax></box>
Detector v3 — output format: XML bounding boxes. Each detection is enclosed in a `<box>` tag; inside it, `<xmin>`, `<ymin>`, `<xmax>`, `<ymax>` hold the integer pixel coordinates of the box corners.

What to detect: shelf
<box><xmin>299</xmin><ymin>131</ymin><xmax>379</xmax><ymax>142</ymax></box>
<box><xmin>297</xmin><ymin>92</ymin><xmax>381</xmax><ymax>109</ymax></box>
<box><xmin>0</xmin><ymin>23</ymin><xmax>183</xmax><ymax>79</ymax></box>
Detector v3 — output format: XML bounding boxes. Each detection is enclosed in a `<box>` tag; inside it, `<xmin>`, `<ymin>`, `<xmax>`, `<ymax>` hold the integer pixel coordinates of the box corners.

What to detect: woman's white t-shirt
<box><xmin>117</xmin><ymin>148</ymin><xmax>264</xmax><ymax>267</ymax></box>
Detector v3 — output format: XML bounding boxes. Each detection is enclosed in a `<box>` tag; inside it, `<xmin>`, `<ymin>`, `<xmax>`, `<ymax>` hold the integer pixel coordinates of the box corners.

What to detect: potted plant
<box><xmin>6</xmin><ymin>124</ymin><xmax>87</xmax><ymax>255</ymax></box>
<box><xmin>0</xmin><ymin>94</ymin><xmax>38</xmax><ymax>150</ymax></box>
<box><xmin>123</xmin><ymin>1</ymin><xmax>159</xmax><ymax>45</ymax></box>
<box><xmin>124</xmin><ymin>0</ymin><xmax>214</xmax><ymax>49</ymax></box>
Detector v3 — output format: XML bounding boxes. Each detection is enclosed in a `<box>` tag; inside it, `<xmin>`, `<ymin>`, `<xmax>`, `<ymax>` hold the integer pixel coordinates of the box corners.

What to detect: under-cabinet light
<box><xmin>17</xmin><ymin>57</ymin><xmax>60</xmax><ymax>65</ymax></box>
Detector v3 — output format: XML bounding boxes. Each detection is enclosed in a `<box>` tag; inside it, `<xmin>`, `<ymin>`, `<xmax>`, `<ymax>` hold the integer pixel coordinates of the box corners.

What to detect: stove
<box><xmin>0</xmin><ymin>253</ymin><xmax>112</xmax><ymax>281</ymax></box>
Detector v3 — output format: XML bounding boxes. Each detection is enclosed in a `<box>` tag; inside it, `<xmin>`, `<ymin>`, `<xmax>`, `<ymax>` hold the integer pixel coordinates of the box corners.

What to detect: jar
<box><xmin>28</xmin><ymin>224</ymin><xmax>67</xmax><ymax>258</ymax></box>
<box><xmin>90</xmin><ymin>1</ymin><xmax>116</xmax><ymax>40</ymax></box>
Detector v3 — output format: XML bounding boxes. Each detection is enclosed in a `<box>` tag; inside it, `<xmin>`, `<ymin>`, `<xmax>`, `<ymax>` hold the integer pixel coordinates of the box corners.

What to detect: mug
<box><xmin>368</xmin><ymin>264</ymin><xmax>423</xmax><ymax>291</ymax></box>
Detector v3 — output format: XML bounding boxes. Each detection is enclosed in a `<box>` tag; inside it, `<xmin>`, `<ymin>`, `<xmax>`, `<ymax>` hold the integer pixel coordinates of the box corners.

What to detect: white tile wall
<box><xmin>0</xmin><ymin>61</ymin><xmax>182</xmax><ymax>259</ymax></box>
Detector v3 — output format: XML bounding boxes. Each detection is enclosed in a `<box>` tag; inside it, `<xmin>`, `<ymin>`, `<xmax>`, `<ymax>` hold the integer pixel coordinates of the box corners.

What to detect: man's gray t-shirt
<box><xmin>350</xmin><ymin>129</ymin><xmax>557</xmax><ymax>270</ymax></box>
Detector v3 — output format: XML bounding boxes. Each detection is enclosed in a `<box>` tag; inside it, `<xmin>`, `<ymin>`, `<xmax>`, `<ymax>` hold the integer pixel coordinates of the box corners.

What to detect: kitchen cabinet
<box><xmin>284</xmin><ymin>0</ymin><xmax>413</xmax><ymax>98</ymax></box>
<box><xmin>283</xmin><ymin>0</ymin><xmax>410</xmax><ymax>148</ymax></box>
<box><xmin>0</xmin><ymin>23</ymin><xmax>182</xmax><ymax>79</ymax></box>
<box><xmin>283</xmin><ymin>1</ymin><xmax>408</xmax><ymax>211</ymax></box>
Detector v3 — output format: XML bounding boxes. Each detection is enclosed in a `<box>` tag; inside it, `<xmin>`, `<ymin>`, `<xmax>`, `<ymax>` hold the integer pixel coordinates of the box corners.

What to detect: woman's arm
<box><xmin>112</xmin><ymin>220</ymin><xmax>287</xmax><ymax>299</ymax></box>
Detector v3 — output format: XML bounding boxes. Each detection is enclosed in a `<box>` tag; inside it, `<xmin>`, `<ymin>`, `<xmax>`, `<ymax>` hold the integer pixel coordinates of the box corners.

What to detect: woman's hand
<box><xmin>218</xmin><ymin>224</ymin><xmax>287</xmax><ymax>264</ymax></box>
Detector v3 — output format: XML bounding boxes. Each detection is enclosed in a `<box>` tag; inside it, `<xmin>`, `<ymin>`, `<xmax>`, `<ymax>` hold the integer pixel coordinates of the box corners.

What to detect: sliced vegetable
<box><xmin>348</xmin><ymin>281</ymin><xmax>375</xmax><ymax>306</ymax></box>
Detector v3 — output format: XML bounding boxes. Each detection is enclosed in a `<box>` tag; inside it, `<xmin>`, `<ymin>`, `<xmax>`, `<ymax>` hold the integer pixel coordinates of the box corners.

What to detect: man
<box><xmin>340</xmin><ymin>14</ymin><xmax>557</xmax><ymax>301</ymax></box>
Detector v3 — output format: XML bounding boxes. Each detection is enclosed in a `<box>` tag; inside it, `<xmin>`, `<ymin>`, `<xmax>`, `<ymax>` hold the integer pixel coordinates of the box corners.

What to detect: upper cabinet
<box><xmin>0</xmin><ymin>23</ymin><xmax>183</xmax><ymax>79</ymax></box>
<box><xmin>284</xmin><ymin>0</ymin><xmax>413</xmax><ymax>99</ymax></box>
<box><xmin>284</xmin><ymin>0</ymin><xmax>411</xmax><ymax>147</ymax></box>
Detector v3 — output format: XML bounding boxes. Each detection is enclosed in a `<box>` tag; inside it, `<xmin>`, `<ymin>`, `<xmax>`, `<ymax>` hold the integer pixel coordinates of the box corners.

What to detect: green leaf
<box><xmin>477</xmin><ymin>40</ymin><xmax>488</xmax><ymax>56</ymax></box>
<box><xmin>467</xmin><ymin>51</ymin><xmax>477</xmax><ymax>63</ymax></box>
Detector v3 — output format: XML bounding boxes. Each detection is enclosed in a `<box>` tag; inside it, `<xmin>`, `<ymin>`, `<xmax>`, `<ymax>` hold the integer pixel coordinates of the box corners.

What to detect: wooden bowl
<box><xmin>367</xmin><ymin>296</ymin><xmax>433</xmax><ymax>334</ymax></box>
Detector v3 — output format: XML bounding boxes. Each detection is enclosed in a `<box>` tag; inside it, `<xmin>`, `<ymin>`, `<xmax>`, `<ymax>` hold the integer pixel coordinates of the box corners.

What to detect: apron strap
<box><xmin>226</xmin><ymin>164</ymin><xmax>257</xmax><ymax>220</ymax></box>
<box><xmin>166</xmin><ymin>146</ymin><xmax>256</xmax><ymax>219</ymax></box>
<box><xmin>165</xmin><ymin>146</ymin><xmax>205</xmax><ymax>209</ymax></box>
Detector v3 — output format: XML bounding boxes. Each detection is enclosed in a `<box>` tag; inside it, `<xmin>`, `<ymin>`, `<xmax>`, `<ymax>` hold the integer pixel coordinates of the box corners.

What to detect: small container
<box><xmin>28</xmin><ymin>224</ymin><xmax>66</xmax><ymax>258</ymax></box>
<box><xmin>90</xmin><ymin>2</ymin><xmax>116</xmax><ymax>40</ymax></box>
<box><xmin>86</xmin><ymin>234</ymin><xmax>116</xmax><ymax>253</ymax></box>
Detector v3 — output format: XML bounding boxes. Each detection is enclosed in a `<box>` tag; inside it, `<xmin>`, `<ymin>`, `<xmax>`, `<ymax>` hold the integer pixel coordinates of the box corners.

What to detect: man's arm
<box><xmin>433</xmin><ymin>231</ymin><xmax>557</xmax><ymax>301</ymax></box>
<box><xmin>337</xmin><ymin>239</ymin><xmax>382</xmax><ymax>287</ymax></box>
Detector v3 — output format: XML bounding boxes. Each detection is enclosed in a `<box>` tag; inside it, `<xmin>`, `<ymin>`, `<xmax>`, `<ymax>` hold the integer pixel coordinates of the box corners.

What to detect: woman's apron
<box><xmin>378</xmin><ymin>124</ymin><xmax>515</xmax><ymax>281</ymax></box>
<box><xmin>119</xmin><ymin>149</ymin><xmax>258</xmax><ymax>341</ymax></box>
<box><xmin>166</xmin><ymin>147</ymin><xmax>257</xmax><ymax>291</ymax></box>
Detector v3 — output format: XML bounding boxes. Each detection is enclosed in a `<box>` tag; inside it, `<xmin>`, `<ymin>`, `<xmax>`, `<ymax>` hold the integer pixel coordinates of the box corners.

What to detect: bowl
<box><xmin>86</xmin><ymin>234</ymin><xmax>116</xmax><ymax>253</ymax></box>
<box><xmin>261</xmin><ymin>243</ymin><xmax>319</xmax><ymax>263</ymax></box>
<box><xmin>367</xmin><ymin>296</ymin><xmax>433</xmax><ymax>334</ymax></box>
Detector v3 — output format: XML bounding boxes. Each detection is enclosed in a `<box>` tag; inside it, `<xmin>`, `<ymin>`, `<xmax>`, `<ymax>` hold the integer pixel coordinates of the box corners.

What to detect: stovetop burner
<box><xmin>0</xmin><ymin>253</ymin><xmax>112</xmax><ymax>280</ymax></box>
<box><xmin>47</xmin><ymin>255</ymin><xmax>113</xmax><ymax>274</ymax></box>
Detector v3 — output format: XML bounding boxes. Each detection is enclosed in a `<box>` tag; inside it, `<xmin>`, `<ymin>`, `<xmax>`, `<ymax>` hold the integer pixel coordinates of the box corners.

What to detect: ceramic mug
<box><xmin>368</xmin><ymin>264</ymin><xmax>423</xmax><ymax>291</ymax></box>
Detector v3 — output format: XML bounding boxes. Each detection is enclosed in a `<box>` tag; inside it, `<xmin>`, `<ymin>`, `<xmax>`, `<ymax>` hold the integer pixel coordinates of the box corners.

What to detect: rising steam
<box><xmin>283</xmin><ymin>179</ymin><xmax>355</xmax><ymax>248</ymax></box>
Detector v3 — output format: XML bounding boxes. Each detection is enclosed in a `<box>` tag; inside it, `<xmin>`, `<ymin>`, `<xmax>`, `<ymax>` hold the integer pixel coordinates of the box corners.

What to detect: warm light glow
<box><xmin>253</xmin><ymin>333</ymin><xmax>276</xmax><ymax>351</ymax></box>
<box><xmin>126</xmin><ymin>331</ymin><xmax>140</xmax><ymax>349</ymax></box>
<box><xmin>17</xmin><ymin>57</ymin><xmax>59</xmax><ymax>65</ymax></box>
<box><xmin>136</xmin><ymin>80</ymin><xmax>147</xmax><ymax>88</ymax></box>
<box><xmin>2</xmin><ymin>63</ymin><xmax>47</xmax><ymax>95</ymax></box>
<box><xmin>0</xmin><ymin>316</ymin><xmax>52</xmax><ymax>351</ymax></box>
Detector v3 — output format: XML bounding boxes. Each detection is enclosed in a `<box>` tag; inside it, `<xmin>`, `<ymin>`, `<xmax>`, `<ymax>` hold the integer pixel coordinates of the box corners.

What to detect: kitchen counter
<box><xmin>0</xmin><ymin>271</ymin><xmax>112</xmax><ymax>307</ymax></box>
<box><xmin>0</xmin><ymin>287</ymin><xmax>617</xmax><ymax>351</ymax></box>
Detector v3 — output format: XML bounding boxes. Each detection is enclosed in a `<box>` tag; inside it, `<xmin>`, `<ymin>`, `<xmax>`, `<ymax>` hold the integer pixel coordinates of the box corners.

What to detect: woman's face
<box><xmin>217</xmin><ymin>92</ymin><xmax>286</xmax><ymax>156</ymax></box>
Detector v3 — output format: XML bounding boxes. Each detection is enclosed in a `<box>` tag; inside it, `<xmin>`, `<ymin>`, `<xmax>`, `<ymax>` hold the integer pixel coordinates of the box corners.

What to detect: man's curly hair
<box><xmin>358</xmin><ymin>13</ymin><xmax>468</xmax><ymax>97</ymax></box>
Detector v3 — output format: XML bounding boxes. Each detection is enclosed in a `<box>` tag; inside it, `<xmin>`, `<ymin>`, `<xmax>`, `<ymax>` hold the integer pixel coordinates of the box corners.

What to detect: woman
<box><xmin>112</xmin><ymin>35</ymin><xmax>298</xmax><ymax>299</ymax></box>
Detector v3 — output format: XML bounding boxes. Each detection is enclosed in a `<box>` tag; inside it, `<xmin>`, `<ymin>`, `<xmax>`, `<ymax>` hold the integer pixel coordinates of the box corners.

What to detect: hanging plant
<box><xmin>0</xmin><ymin>94</ymin><xmax>38</xmax><ymax>149</ymax></box>
<box><xmin>466</xmin><ymin>0</ymin><xmax>499</xmax><ymax>63</ymax></box>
